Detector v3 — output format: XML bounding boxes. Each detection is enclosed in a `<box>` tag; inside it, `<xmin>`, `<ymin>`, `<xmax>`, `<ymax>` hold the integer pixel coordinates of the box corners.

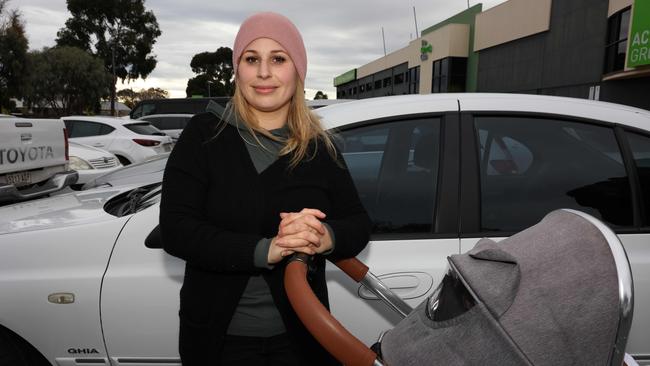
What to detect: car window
<box><xmin>147</xmin><ymin>116</ymin><xmax>189</xmax><ymax>130</ymax></box>
<box><xmin>335</xmin><ymin>118</ymin><xmax>441</xmax><ymax>235</ymax></box>
<box><xmin>475</xmin><ymin>116</ymin><xmax>632</xmax><ymax>232</ymax></box>
<box><xmin>143</xmin><ymin>117</ymin><xmax>164</xmax><ymax>130</ymax></box>
<box><xmin>131</xmin><ymin>105</ymin><xmax>143</xmax><ymax>119</ymax></box>
<box><xmin>626</xmin><ymin>131</ymin><xmax>650</xmax><ymax>226</ymax></box>
<box><xmin>66</xmin><ymin>120</ymin><xmax>111</xmax><ymax>138</ymax></box>
<box><xmin>141</xmin><ymin>103</ymin><xmax>156</xmax><ymax>118</ymax></box>
<box><xmin>125</xmin><ymin>123</ymin><xmax>165</xmax><ymax>136</ymax></box>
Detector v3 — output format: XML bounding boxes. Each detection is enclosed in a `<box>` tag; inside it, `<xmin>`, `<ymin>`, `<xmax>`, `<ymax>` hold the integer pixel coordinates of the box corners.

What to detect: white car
<box><xmin>0</xmin><ymin>117</ymin><xmax>77</xmax><ymax>203</ymax></box>
<box><xmin>62</xmin><ymin>116</ymin><xmax>173</xmax><ymax>166</ymax></box>
<box><xmin>68</xmin><ymin>142</ymin><xmax>122</xmax><ymax>187</ymax></box>
<box><xmin>138</xmin><ymin>114</ymin><xmax>193</xmax><ymax>142</ymax></box>
<box><xmin>1</xmin><ymin>94</ymin><xmax>649</xmax><ymax>366</ymax></box>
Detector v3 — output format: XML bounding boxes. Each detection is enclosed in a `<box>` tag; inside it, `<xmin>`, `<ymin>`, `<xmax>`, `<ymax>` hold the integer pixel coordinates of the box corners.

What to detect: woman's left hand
<box><xmin>277</xmin><ymin>208</ymin><xmax>333</xmax><ymax>254</ymax></box>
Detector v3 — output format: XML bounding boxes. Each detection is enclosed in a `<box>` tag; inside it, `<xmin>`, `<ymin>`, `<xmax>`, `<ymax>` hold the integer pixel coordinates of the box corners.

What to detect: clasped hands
<box><xmin>267</xmin><ymin>208</ymin><xmax>333</xmax><ymax>265</ymax></box>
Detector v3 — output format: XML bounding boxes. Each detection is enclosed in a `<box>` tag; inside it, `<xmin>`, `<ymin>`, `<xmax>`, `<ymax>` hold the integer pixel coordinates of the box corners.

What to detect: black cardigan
<box><xmin>159</xmin><ymin>112</ymin><xmax>371</xmax><ymax>365</ymax></box>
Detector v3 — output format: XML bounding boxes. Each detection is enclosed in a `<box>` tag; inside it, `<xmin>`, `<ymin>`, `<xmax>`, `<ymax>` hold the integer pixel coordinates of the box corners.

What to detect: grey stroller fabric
<box><xmin>381</xmin><ymin>301</ymin><xmax>530</xmax><ymax>366</ymax></box>
<box><xmin>381</xmin><ymin>210</ymin><xmax>620</xmax><ymax>366</ymax></box>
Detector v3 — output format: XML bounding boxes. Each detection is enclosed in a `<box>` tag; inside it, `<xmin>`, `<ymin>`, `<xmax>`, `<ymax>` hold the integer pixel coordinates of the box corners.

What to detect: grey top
<box><xmin>207</xmin><ymin>103</ymin><xmax>335</xmax><ymax>337</ymax></box>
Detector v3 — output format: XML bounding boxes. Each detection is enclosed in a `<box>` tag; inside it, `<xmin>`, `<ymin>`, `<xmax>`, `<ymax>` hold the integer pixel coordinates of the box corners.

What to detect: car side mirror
<box><xmin>145</xmin><ymin>225</ymin><xmax>162</xmax><ymax>249</ymax></box>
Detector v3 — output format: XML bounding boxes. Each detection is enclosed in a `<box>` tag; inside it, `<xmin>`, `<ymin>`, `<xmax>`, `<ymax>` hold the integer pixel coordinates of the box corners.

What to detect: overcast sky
<box><xmin>16</xmin><ymin>0</ymin><xmax>508</xmax><ymax>99</ymax></box>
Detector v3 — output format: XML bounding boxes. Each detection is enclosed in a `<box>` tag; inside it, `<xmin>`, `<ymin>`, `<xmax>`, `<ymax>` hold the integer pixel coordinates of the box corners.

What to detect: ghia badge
<box><xmin>68</xmin><ymin>348</ymin><xmax>100</xmax><ymax>354</ymax></box>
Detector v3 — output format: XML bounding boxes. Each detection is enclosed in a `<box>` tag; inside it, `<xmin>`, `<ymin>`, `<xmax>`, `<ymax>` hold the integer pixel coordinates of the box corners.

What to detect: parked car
<box><xmin>68</xmin><ymin>142</ymin><xmax>122</xmax><ymax>187</ymax></box>
<box><xmin>62</xmin><ymin>116</ymin><xmax>173</xmax><ymax>166</ymax></box>
<box><xmin>81</xmin><ymin>153</ymin><xmax>168</xmax><ymax>190</ymax></box>
<box><xmin>0</xmin><ymin>117</ymin><xmax>77</xmax><ymax>203</ymax></box>
<box><xmin>129</xmin><ymin>97</ymin><xmax>230</xmax><ymax>119</ymax></box>
<box><xmin>306</xmin><ymin>98</ymin><xmax>353</xmax><ymax>109</ymax></box>
<box><xmin>1</xmin><ymin>94</ymin><xmax>649</xmax><ymax>365</ymax></box>
<box><xmin>138</xmin><ymin>114</ymin><xmax>193</xmax><ymax>142</ymax></box>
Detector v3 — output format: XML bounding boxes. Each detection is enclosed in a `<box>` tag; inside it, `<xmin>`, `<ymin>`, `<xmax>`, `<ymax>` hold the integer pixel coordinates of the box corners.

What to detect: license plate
<box><xmin>6</xmin><ymin>171</ymin><xmax>32</xmax><ymax>185</ymax></box>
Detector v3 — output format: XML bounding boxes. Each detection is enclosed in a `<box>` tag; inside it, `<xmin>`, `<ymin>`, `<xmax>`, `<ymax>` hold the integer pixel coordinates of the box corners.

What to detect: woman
<box><xmin>160</xmin><ymin>12</ymin><xmax>371</xmax><ymax>366</ymax></box>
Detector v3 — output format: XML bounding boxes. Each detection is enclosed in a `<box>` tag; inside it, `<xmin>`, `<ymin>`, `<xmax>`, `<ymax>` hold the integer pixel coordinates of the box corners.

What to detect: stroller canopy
<box><xmin>381</xmin><ymin>209</ymin><xmax>632</xmax><ymax>366</ymax></box>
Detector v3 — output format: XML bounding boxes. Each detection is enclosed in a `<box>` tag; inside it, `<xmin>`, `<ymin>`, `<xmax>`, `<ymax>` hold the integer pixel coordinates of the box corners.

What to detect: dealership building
<box><xmin>334</xmin><ymin>0</ymin><xmax>650</xmax><ymax>110</ymax></box>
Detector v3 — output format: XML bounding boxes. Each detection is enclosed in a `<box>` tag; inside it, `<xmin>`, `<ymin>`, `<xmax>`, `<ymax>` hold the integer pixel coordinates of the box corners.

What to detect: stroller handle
<box><xmin>332</xmin><ymin>256</ymin><xmax>370</xmax><ymax>282</ymax></box>
<box><xmin>285</xmin><ymin>253</ymin><xmax>379</xmax><ymax>366</ymax></box>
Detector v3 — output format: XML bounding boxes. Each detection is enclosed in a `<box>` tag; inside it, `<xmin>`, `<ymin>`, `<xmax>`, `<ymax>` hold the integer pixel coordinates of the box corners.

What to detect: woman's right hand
<box><xmin>267</xmin><ymin>227</ymin><xmax>322</xmax><ymax>264</ymax></box>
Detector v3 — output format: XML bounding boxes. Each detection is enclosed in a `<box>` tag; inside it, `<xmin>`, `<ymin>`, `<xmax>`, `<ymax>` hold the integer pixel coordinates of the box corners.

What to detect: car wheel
<box><xmin>0</xmin><ymin>326</ymin><xmax>49</xmax><ymax>366</ymax></box>
<box><xmin>116</xmin><ymin>155</ymin><xmax>131</xmax><ymax>166</ymax></box>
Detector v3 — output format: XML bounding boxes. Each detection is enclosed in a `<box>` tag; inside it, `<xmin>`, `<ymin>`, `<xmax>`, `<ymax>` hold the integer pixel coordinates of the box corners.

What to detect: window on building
<box><xmin>475</xmin><ymin>116</ymin><xmax>632</xmax><ymax>232</ymax></box>
<box><xmin>335</xmin><ymin>118</ymin><xmax>441</xmax><ymax>234</ymax></box>
<box><xmin>604</xmin><ymin>7</ymin><xmax>631</xmax><ymax>74</ymax></box>
<box><xmin>383</xmin><ymin>77</ymin><xmax>392</xmax><ymax>88</ymax></box>
<box><xmin>408</xmin><ymin>66</ymin><xmax>420</xmax><ymax>94</ymax></box>
<box><xmin>375</xmin><ymin>80</ymin><xmax>382</xmax><ymax>90</ymax></box>
<box><xmin>432</xmin><ymin>60</ymin><xmax>441</xmax><ymax>93</ymax></box>
<box><xmin>366</xmin><ymin>83</ymin><xmax>373</xmax><ymax>91</ymax></box>
<box><xmin>353</xmin><ymin>86</ymin><xmax>358</xmax><ymax>95</ymax></box>
<box><xmin>433</xmin><ymin>58</ymin><xmax>466</xmax><ymax>93</ymax></box>
<box><xmin>449</xmin><ymin>58</ymin><xmax>467</xmax><ymax>92</ymax></box>
<box><xmin>394</xmin><ymin>73</ymin><xmax>404</xmax><ymax>85</ymax></box>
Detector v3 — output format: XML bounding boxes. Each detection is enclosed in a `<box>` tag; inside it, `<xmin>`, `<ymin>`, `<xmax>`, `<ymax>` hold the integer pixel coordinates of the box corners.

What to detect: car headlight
<box><xmin>69</xmin><ymin>156</ymin><xmax>93</xmax><ymax>170</ymax></box>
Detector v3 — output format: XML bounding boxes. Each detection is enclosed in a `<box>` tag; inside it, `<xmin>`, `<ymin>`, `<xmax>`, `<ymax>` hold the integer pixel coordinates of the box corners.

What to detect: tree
<box><xmin>24</xmin><ymin>46</ymin><xmax>112</xmax><ymax>116</ymax></box>
<box><xmin>314</xmin><ymin>91</ymin><xmax>328</xmax><ymax>100</ymax></box>
<box><xmin>117</xmin><ymin>87</ymin><xmax>168</xmax><ymax>109</ymax></box>
<box><xmin>56</xmin><ymin>0</ymin><xmax>161</xmax><ymax>116</ymax></box>
<box><xmin>186</xmin><ymin>47</ymin><xmax>234</xmax><ymax>97</ymax></box>
<box><xmin>0</xmin><ymin>0</ymin><xmax>28</xmax><ymax>112</ymax></box>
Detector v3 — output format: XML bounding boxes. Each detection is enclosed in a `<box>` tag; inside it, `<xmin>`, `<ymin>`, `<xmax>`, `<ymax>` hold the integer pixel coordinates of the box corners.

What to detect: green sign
<box><xmin>334</xmin><ymin>69</ymin><xmax>356</xmax><ymax>86</ymax></box>
<box><xmin>420</xmin><ymin>40</ymin><xmax>433</xmax><ymax>61</ymax></box>
<box><xmin>627</xmin><ymin>0</ymin><xmax>650</xmax><ymax>68</ymax></box>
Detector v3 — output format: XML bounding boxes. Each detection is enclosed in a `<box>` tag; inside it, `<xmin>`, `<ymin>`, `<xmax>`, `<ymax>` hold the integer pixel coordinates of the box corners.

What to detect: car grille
<box><xmin>89</xmin><ymin>157</ymin><xmax>119</xmax><ymax>169</ymax></box>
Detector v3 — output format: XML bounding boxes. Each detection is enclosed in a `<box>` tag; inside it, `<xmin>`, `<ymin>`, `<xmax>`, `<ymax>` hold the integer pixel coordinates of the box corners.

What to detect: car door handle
<box><xmin>358</xmin><ymin>272</ymin><xmax>434</xmax><ymax>300</ymax></box>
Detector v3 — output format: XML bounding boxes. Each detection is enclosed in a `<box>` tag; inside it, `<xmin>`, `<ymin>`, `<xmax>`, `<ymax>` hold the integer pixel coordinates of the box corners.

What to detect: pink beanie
<box><xmin>232</xmin><ymin>12</ymin><xmax>307</xmax><ymax>83</ymax></box>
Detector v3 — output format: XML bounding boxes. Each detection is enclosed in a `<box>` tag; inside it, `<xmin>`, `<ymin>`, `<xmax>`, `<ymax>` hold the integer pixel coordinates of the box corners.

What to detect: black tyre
<box><xmin>0</xmin><ymin>326</ymin><xmax>49</xmax><ymax>366</ymax></box>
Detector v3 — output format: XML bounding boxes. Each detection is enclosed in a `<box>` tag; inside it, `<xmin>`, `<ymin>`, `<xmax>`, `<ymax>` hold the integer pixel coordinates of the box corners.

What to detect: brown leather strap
<box><xmin>333</xmin><ymin>257</ymin><xmax>369</xmax><ymax>283</ymax></box>
<box><xmin>285</xmin><ymin>259</ymin><xmax>377</xmax><ymax>366</ymax></box>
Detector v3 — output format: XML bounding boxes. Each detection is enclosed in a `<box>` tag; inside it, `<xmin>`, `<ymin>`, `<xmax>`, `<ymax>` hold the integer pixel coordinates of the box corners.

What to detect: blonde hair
<box><xmin>230</xmin><ymin>78</ymin><xmax>337</xmax><ymax>168</ymax></box>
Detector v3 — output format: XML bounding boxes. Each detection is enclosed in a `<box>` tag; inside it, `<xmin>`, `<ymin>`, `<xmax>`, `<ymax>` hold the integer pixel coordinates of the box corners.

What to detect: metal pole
<box><xmin>413</xmin><ymin>6</ymin><xmax>419</xmax><ymax>37</ymax></box>
<box><xmin>381</xmin><ymin>27</ymin><xmax>387</xmax><ymax>56</ymax></box>
<box><xmin>207</xmin><ymin>81</ymin><xmax>211</xmax><ymax>97</ymax></box>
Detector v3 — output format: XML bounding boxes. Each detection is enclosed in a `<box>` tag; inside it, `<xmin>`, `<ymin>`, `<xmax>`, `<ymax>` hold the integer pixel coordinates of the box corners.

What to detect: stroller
<box><xmin>285</xmin><ymin>209</ymin><xmax>635</xmax><ymax>366</ymax></box>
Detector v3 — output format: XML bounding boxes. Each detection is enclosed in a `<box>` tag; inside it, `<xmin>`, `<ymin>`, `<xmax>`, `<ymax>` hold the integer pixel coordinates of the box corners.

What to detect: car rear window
<box><xmin>145</xmin><ymin>116</ymin><xmax>190</xmax><ymax>130</ymax></box>
<box><xmin>475</xmin><ymin>116</ymin><xmax>632</xmax><ymax>232</ymax></box>
<box><xmin>124</xmin><ymin>123</ymin><xmax>165</xmax><ymax>136</ymax></box>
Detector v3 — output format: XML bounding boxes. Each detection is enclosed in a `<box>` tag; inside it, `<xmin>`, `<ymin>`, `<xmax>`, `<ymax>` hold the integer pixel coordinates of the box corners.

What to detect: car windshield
<box><xmin>124</xmin><ymin>122</ymin><xmax>167</xmax><ymax>136</ymax></box>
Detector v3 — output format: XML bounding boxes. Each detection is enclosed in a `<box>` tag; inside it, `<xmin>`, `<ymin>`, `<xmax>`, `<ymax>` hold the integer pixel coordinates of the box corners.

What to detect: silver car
<box><xmin>0</xmin><ymin>94</ymin><xmax>648</xmax><ymax>365</ymax></box>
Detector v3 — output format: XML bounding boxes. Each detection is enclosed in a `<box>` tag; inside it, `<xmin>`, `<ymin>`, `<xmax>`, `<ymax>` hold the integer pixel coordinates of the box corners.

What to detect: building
<box><xmin>334</xmin><ymin>0</ymin><xmax>650</xmax><ymax>110</ymax></box>
<box><xmin>99</xmin><ymin>101</ymin><xmax>131</xmax><ymax>117</ymax></box>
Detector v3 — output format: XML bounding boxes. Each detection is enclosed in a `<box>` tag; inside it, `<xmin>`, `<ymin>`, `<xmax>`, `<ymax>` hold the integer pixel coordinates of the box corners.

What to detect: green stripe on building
<box><xmin>421</xmin><ymin>4</ymin><xmax>482</xmax><ymax>92</ymax></box>
<box><xmin>334</xmin><ymin>69</ymin><xmax>357</xmax><ymax>86</ymax></box>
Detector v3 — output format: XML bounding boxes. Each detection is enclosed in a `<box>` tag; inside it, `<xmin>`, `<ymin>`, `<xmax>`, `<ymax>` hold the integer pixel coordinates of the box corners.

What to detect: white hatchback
<box><xmin>62</xmin><ymin>116</ymin><xmax>173</xmax><ymax>166</ymax></box>
<box><xmin>1</xmin><ymin>94</ymin><xmax>649</xmax><ymax>366</ymax></box>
